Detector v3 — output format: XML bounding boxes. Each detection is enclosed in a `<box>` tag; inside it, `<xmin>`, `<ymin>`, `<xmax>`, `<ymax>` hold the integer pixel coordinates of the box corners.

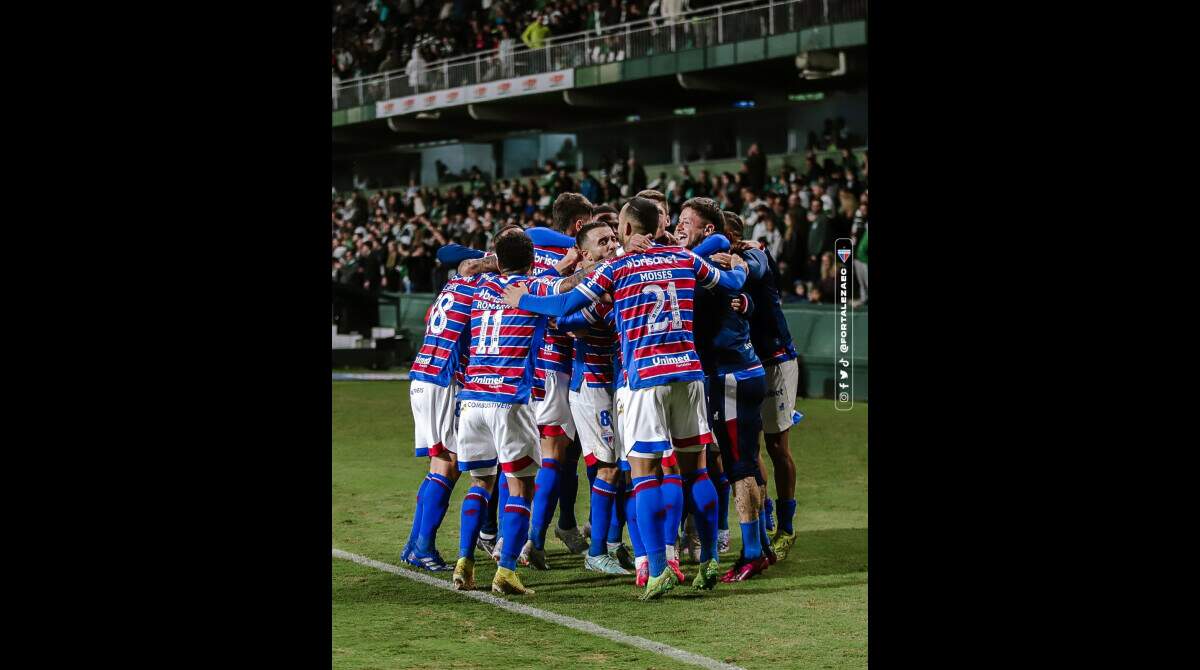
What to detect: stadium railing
<box><xmin>333</xmin><ymin>0</ymin><xmax>868</xmax><ymax>111</ymax></box>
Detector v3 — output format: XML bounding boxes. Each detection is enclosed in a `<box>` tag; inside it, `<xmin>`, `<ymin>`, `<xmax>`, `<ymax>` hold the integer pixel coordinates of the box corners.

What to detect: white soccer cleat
<box><xmin>585</xmin><ymin>552</ymin><xmax>631</xmax><ymax>575</ymax></box>
<box><xmin>718</xmin><ymin>529</ymin><xmax>731</xmax><ymax>553</ymax></box>
<box><xmin>490</xmin><ymin>536</ymin><xmax>504</xmax><ymax>563</ymax></box>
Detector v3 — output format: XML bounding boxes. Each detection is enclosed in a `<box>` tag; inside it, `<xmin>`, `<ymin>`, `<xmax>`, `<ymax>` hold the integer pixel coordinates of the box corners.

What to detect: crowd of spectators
<box><xmin>333</xmin><ymin>141</ymin><xmax>867</xmax><ymax>338</ymax></box>
<box><xmin>332</xmin><ymin>0</ymin><xmax>731</xmax><ymax>85</ymax></box>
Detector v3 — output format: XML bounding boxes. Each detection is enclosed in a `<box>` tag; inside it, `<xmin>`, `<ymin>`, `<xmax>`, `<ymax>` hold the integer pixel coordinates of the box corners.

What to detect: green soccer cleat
<box><xmin>453</xmin><ymin>557</ymin><xmax>475</xmax><ymax>591</ymax></box>
<box><xmin>639</xmin><ymin>568</ymin><xmax>677</xmax><ymax>601</ymax></box>
<box><xmin>770</xmin><ymin>530</ymin><xmax>797</xmax><ymax>561</ymax></box>
<box><xmin>692</xmin><ymin>558</ymin><xmax>721</xmax><ymax>590</ymax></box>
<box><xmin>492</xmin><ymin>566</ymin><xmax>536</xmax><ymax>595</ymax></box>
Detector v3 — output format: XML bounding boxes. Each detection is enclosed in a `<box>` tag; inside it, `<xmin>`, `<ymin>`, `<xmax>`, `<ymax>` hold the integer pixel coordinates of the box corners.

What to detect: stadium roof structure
<box><xmin>333</xmin><ymin>0</ymin><xmax>866</xmax><ymax>156</ymax></box>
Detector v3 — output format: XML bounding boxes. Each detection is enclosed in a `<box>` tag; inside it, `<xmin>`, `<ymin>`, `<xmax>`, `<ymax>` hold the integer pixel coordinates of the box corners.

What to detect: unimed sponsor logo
<box><xmin>413</xmin><ymin>355</ymin><xmax>432</xmax><ymax>366</ymax></box>
<box><xmin>472</xmin><ymin>376</ymin><xmax>504</xmax><ymax>386</ymax></box>
<box><xmin>652</xmin><ymin>354</ymin><xmax>691</xmax><ymax>367</ymax></box>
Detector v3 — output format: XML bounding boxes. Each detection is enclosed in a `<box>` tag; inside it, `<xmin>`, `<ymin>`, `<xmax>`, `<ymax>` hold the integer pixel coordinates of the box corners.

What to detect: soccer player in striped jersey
<box><xmin>401</xmin><ymin>253</ymin><xmax>486</xmax><ymax>571</ymax></box>
<box><xmin>550</xmin><ymin>221</ymin><xmax>630</xmax><ymax>575</ymax></box>
<box><xmin>451</xmin><ymin>230</ymin><xmax>556</xmax><ymax>595</ymax></box>
<box><xmin>721</xmin><ymin>211</ymin><xmax>804</xmax><ymax>560</ymax></box>
<box><xmin>634</xmin><ymin>189</ymin><xmax>691</xmax><ymax>585</ymax></box>
<box><xmin>500</xmin><ymin>196</ymin><xmax>749</xmax><ymax>600</ymax></box>
<box><xmin>676</xmin><ymin>200</ymin><xmax>772</xmax><ymax>583</ymax></box>
<box><xmin>519</xmin><ymin>193</ymin><xmax>596</xmax><ymax>567</ymax></box>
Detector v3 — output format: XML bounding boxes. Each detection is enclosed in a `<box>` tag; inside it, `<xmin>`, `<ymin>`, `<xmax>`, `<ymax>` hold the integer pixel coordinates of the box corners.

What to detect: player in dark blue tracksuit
<box><xmin>676</xmin><ymin>197</ymin><xmax>773</xmax><ymax>583</ymax></box>
<box><xmin>720</xmin><ymin>211</ymin><xmax>804</xmax><ymax>561</ymax></box>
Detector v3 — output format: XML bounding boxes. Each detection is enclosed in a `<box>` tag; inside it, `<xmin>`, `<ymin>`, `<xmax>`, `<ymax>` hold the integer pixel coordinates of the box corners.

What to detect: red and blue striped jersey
<box><xmin>409</xmin><ymin>274</ymin><xmax>481</xmax><ymax>387</ymax></box>
<box><xmin>556</xmin><ymin>302</ymin><xmax>617</xmax><ymax>392</ymax></box>
<box><xmin>529</xmin><ymin>238</ymin><xmax>574</xmax><ymax>393</ymax></box>
<box><xmin>574</xmin><ymin>245</ymin><xmax>742</xmax><ymax>391</ymax></box>
<box><xmin>458</xmin><ymin>273</ymin><xmax>552</xmax><ymax>404</ymax></box>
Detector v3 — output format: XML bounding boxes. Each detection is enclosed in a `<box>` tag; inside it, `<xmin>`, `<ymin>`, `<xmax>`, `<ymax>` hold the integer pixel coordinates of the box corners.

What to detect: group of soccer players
<box><xmin>400</xmin><ymin>187</ymin><xmax>802</xmax><ymax>600</ymax></box>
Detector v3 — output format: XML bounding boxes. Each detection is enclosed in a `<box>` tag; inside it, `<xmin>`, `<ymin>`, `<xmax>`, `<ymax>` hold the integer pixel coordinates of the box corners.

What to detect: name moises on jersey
<box><xmin>637</xmin><ymin>270</ymin><xmax>675</xmax><ymax>282</ymax></box>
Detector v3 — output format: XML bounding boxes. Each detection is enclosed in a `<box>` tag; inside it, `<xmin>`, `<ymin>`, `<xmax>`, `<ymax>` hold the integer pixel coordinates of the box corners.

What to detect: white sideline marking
<box><xmin>333</xmin><ymin>548</ymin><xmax>746</xmax><ymax>670</ymax></box>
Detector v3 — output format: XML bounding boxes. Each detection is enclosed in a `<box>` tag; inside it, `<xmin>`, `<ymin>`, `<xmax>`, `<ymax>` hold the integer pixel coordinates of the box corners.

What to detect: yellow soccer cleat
<box><xmin>639</xmin><ymin>568</ymin><xmax>677</xmax><ymax>601</ymax></box>
<box><xmin>491</xmin><ymin>566</ymin><xmax>536</xmax><ymax>595</ymax></box>
<box><xmin>770</xmin><ymin>530</ymin><xmax>797</xmax><ymax>561</ymax></box>
<box><xmin>453</xmin><ymin>557</ymin><xmax>475</xmax><ymax>591</ymax></box>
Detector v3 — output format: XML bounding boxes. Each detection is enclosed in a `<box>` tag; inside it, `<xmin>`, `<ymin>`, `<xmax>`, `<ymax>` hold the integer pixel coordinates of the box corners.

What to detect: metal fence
<box><xmin>333</xmin><ymin>0</ymin><xmax>866</xmax><ymax>111</ymax></box>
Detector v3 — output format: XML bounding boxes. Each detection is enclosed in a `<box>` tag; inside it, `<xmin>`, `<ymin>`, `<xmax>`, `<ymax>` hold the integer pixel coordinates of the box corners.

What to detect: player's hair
<box><xmin>622</xmin><ymin>196</ymin><xmax>660</xmax><ymax>234</ymax></box>
<box><xmin>552</xmin><ymin>192</ymin><xmax>594</xmax><ymax>232</ymax></box>
<box><xmin>635</xmin><ymin>189</ymin><xmax>666</xmax><ymax>204</ymax></box>
<box><xmin>591</xmin><ymin>204</ymin><xmax>618</xmax><ymax>216</ymax></box>
<box><xmin>497</xmin><ymin>223</ymin><xmax>524</xmax><ymax>237</ymax></box>
<box><xmin>721</xmin><ymin>211</ymin><xmax>745</xmax><ymax>243</ymax></box>
<box><xmin>575</xmin><ymin>221</ymin><xmax>610</xmax><ymax>249</ymax></box>
<box><xmin>494</xmin><ymin>229</ymin><xmax>534</xmax><ymax>273</ymax></box>
<box><xmin>682</xmin><ymin>196</ymin><xmax>724</xmax><ymax>231</ymax></box>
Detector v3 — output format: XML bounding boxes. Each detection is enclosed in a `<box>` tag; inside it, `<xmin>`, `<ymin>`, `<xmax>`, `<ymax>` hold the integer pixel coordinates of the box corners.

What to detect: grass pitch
<box><xmin>333</xmin><ymin>381</ymin><xmax>867</xmax><ymax>669</ymax></box>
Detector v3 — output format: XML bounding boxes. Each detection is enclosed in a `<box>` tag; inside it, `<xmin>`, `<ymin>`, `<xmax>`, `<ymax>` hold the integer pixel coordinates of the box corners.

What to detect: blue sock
<box><xmin>608</xmin><ymin>479</ymin><xmax>625</xmax><ymax>544</ymax></box>
<box><xmin>416</xmin><ymin>473</ymin><xmax>455</xmax><ymax>554</ymax></box>
<box><xmin>625</xmin><ymin>489</ymin><xmax>645</xmax><ymax>558</ymax></box>
<box><xmin>529</xmin><ymin>458</ymin><xmax>560</xmax><ymax>550</ymax></box>
<box><xmin>458</xmin><ymin>486</ymin><xmax>491</xmax><ymax>559</ymax></box>
<box><xmin>764</xmin><ymin>497</ymin><xmax>775</xmax><ymax>531</ymax></box>
<box><xmin>778</xmin><ymin>498</ymin><xmax>797</xmax><ymax>534</ymax></box>
<box><xmin>661</xmin><ymin>474</ymin><xmax>684</xmax><ymax>551</ymax></box>
<box><xmin>632</xmin><ymin>476</ymin><xmax>667</xmax><ymax>577</ymax></box>
<box><xmin>687</xmin><ymin>469</ymin><xmax>719</xmax><ymax>562</ymax></box>
<box><xmin>499</xmin><ymin>488</ymin><xmax>532</xmax><ymax>570</ymax></box>
<box><xmin>585</xmin><ymin>463</ymin><xmax>599</xmax><ymax>527</ymax></box>
<box><xmin>758</xmin><ymin>512</ymin><xmax>771</xmax><ymax>552</ymax></box>
<box><xmin>480</xmin><ymin>478</ymin><xmax>499</xmax><ymax>539</ymax></box>
<box><xmin>589</xmin><ymin>478</ymin><xmax>617</xmax><ymax>556</ymax></box>
<box><xmin>715</xmin><ymin>474</ymin><xmax>731</xmax><ymax>531</ymax></box>
<box><xmin>405</xmin><ymin>476</ymin><xmax>430</xmax><ymax>553</ymax></box>
<box><xmin>557</xmin><ymin>456</ymin><xmax>579</xmax><ymax>530</ymax></box>
<box><xmin>740</xmin><ymin>520</ymin><xmax>763</xmax><ymax>560</ymax></box>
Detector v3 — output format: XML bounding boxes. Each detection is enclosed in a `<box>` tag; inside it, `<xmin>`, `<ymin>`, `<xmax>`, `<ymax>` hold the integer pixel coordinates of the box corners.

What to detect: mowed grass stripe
<box><xmin>334</xmin><ymin>549</ymin><xmax>744</xmax><ymax>670</ymax></box>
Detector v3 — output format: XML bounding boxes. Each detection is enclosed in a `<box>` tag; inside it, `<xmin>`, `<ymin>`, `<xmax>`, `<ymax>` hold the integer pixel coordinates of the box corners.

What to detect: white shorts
<box><xmin>570</xmin><ymin>385</ymin><xmax>616</xmax><ymax>465</ymax></box>
<box><xmin>760</xmin><ymin>358</ymin><xmax>800</xmax><ymax>434</ymax></box>
<box><xmin>620</xmin><ymin>380</ymin><xmax>713</xmax><ymax>459</ymax></box>
<box><xmin>456</xmin><ymin>401</ymin><xmax>540</xmax><ymax>479</ymax></box>
<box><xmin>533</xmin><ymin>370</ymin><xmax>577</xmax><ymax>440</ymax></box>
<box><xmin>410</xmin><ymin>380</ymin><xmax>458</xmax><ymax>458</ymax></box>
<box><xmin>613</xmin><ymin>385</ymin><xmax>672</xmax><ymax>469</ymax></box>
